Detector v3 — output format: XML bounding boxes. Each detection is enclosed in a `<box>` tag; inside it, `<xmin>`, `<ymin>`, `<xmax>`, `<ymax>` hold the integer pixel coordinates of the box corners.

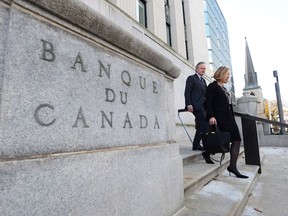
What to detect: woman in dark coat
<box><xmin>206</xmin><ymin>66</ymin><xmax>248</xmax><ymax>178</ymax></box>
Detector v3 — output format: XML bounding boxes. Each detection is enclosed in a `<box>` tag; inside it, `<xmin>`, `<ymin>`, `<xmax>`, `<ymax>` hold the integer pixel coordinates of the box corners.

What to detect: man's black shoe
<box><xmin>202</xmin><ymin>152</ymin><xmax>214</xmax><ymax>164</ymax></box>
<box><xmin>192</xmin><ymin>145</ymin><xmax>204</xmax><ymax>151</ymax></box>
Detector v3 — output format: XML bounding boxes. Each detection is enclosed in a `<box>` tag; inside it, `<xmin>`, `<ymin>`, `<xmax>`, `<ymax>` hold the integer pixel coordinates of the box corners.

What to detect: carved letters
<box><xmin>35</xmin><ymin>39</ymin><xmax>161</xmax><ymax>129</ymax></box>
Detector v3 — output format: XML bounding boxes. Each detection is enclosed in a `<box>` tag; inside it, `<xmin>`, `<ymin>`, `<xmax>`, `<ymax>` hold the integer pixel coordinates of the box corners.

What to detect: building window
<box><xmin>165</xmin><ymin>0</ymin><xmax>172</xmax><ymax>46</ymax></box>
<box><xmin>137</xmin><ymin>0</ymin><xmax>147</xmax><ymax>27</ymax></box>
<box><xmin>207</xmin><ymin>37</ymin><xmax>211</xmax><ymax>49</ymax></box>
<box><xmin>182</xmin><ymin>0</ymin><xmax>188</xmax><ymax>59</ymax></box>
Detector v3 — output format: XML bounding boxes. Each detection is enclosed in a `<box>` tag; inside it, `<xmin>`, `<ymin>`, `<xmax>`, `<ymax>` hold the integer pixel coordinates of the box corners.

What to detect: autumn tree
<box><xmin>263</xmin><ymin>99</ymin><xmax>270</xmax><ymax>119</ymax></box>
<box><xmin>269</xmin><ymin>100</ymin><xmax>280</xmax><ymax>133</ymax></box>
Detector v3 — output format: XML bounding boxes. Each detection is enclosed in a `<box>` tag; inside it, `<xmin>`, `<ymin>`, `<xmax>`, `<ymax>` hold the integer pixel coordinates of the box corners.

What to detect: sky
<box><xmin>216</xmin><ymin>0</ymin><xmax>288</xmax><ymax>103</ymax></box>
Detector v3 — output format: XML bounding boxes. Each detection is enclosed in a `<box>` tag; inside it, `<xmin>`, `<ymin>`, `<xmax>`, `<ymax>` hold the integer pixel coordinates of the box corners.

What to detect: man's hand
<box><xmin>187</xmin><ymin>105</ymin><xmax>193</xmax><ymax>112</ymax></box>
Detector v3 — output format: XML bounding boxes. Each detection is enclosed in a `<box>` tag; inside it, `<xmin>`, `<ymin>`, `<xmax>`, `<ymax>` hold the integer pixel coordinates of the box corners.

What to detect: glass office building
<box><xmin>204</xmin><ymin>0</ymin><xmax>236</xmax><ymax>102</ymax></box>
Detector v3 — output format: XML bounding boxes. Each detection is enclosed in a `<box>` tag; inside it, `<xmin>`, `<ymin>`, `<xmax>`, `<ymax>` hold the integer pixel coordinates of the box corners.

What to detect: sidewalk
<box><xmin>241</xmin><ymin>147</ymin><xmax>288</xmax><ymax>216</ymax></box>
<box><xmin>178</xmin><ymin>142</ymin><xmax>288</xmax><ymax>216</ymax></box>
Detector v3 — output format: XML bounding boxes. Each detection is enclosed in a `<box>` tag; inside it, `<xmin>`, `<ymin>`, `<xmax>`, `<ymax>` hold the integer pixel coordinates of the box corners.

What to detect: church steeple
<box><xmin>243</xmin><ymin>37</ymin><xmax>260</xmax><ymax>90</ymax></box>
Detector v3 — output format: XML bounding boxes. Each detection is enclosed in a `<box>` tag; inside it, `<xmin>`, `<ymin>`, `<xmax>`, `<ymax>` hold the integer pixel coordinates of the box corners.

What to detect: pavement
<box><xmin>177</xmin><ymin>142</ymin><xmax>288</xmax><ymax>216</ymax></box>
<box><xmin>241</xmin><ymin>147</ymin><xmax>288</xmax><ymax>216</ymax></box>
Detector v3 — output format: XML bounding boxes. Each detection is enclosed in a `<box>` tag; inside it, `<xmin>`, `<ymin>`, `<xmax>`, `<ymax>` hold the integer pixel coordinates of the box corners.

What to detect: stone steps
<box><xmin>175</xmin><ymin>143</ymin><xmax>262</xmax><ymax>216</ymax></box>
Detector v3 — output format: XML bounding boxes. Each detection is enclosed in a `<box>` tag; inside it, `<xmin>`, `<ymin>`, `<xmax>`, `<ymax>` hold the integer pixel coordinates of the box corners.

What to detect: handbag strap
<box><xmin>215</xmin><ymin>125</ymin><xmax>221</xmax><ymax>133</ymax></box>
<box><xmin>209</xmin><ymin>153</ymin><xmax>225</xmax><ymax>165</ymax></box>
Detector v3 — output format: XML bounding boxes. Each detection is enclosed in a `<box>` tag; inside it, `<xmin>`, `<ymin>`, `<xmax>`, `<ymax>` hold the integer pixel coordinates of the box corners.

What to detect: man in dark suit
<box><xmin>184</xmin><ymin>62</ymin><xmax>209</xmax><ymax>152</ymax></box>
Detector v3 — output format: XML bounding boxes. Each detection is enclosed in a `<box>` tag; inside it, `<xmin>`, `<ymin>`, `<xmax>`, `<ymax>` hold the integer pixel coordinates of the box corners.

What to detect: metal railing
<box><xmin>234</xmin><ymin>111</ymin><xmax>288</xmax><ymax>174</ymax></box>
<box><xmin>178</xmin><ymin>109</ymin><xmax>288</xmax><ymax>174</ymax></box>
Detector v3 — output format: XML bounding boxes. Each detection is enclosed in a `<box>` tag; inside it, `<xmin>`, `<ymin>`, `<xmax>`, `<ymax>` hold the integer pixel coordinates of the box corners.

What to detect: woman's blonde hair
<box><xmin>213</xmin><ymin>66</ymin><xmax>229</xmax><ymax>81</ymax></box>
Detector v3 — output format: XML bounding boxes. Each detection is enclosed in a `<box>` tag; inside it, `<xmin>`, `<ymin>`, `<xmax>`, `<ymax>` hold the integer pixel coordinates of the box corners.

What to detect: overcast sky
<box><xmin>216</xmin><ymin>0</ymin><xmax>288</xmax><ymax>102</ymax></box>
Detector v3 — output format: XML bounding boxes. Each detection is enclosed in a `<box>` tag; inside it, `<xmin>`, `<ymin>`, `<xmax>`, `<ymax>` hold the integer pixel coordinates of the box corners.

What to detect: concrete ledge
<box><xmin>1</xmin><ymin>143</ymin><xmax>184</xmax><ymax>216</ymax></box>
<box><xmin>259</xmin><ymin>134</ymin><xmax>288</xmax><ymax>147</ymax></box>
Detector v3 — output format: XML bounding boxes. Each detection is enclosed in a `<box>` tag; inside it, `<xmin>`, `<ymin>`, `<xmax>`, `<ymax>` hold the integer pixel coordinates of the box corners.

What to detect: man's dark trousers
<box><xmin>192</xmin><ymin>107</ymin><xmax>208</xmax><ymax>149</ymax></box>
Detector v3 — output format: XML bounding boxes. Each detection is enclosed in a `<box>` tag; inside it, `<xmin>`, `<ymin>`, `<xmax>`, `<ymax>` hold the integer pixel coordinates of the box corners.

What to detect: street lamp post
<box><xmin>273</xmin><ymin>70</ymin><xmax>285</xmax><ymax>134</ymax></box>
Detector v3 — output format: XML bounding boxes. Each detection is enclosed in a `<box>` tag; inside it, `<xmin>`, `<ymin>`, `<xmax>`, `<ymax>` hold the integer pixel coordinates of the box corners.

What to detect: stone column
<box><xmin>237</xmin><ymin>95</ymin><xmax>258</xmax><ymax>115</ymax></box>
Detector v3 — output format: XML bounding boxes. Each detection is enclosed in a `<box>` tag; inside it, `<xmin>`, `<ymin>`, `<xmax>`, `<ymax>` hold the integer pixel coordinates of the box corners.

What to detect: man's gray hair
<box><xmin>196</xmin><ymin>61</ymin><xmax>206</xmax><ymax>69</ymax></box>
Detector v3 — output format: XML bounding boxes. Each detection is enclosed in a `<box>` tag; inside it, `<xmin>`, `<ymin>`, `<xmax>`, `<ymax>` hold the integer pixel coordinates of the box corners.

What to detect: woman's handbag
<box><xmin>203</xmin><ymin>125</ymin><xmax>231</xmax><ymax>154</ymax></box>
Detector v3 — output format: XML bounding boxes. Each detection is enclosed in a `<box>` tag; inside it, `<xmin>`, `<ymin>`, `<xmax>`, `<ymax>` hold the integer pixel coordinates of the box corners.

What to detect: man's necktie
<box><xmin>200</xmin><ymin>77</ymin><xmax>206</xmax><ymax>86</ymax></box>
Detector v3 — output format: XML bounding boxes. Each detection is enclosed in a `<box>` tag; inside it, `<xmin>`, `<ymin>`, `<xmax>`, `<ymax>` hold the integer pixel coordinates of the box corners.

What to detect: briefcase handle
<box><xmin>208</xmin><ymin>124</ymin><xmax>221</xmax><ymax>134</ymax></box>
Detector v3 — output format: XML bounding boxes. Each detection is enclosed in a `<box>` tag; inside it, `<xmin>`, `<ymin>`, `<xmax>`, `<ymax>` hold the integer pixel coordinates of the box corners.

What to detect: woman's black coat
<box><xmin>205</xmin><ymin>81</ymin><xmax>241</xmax><ymax>141</ymax></box>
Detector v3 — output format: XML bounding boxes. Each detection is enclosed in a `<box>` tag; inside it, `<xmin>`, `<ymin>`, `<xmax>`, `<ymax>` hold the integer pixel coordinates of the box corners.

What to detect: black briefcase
<box><xmin>202</xmin><ymin>125</ymin><xmax>231</xmax><ymax>154</ymax></box>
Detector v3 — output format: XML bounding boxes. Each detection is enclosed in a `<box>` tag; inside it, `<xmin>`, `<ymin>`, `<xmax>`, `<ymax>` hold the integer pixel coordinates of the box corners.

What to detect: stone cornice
<box><xmin>14</xmin><ymin>0</ymin><xmax>180</xmax><ymax>79</ymax></box>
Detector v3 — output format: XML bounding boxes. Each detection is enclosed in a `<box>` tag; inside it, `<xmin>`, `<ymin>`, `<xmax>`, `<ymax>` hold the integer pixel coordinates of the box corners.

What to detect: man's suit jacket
<box><xmin>184</xmin><ymin>74</ymin><xmax>206</xmax><ymax>111</ymax></box>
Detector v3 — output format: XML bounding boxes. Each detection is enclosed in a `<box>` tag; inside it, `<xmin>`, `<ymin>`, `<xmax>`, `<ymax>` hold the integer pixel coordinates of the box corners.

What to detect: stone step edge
<box><xmin>183</xmin><ymin>150</ymin><xmax>245</xmax><ymax>194</ymax></box>
<box><xmin>180</xmin><ymin>146</ymin><xmax>245</xmax><ymax>165</ymax></box>
<box><xmin>182</xmin><ymin>152</ymin><xmax>204</xmax><ymax>166</ymax></box>
<box><xmin>183</xmin><ymin>153</ymin><xmax>232</xmax><ymax>198</ymax></box>
<box><xmin>176</xmin><ymin>154</ymin><xmax>264</xmax><ymax>216</ymax></box>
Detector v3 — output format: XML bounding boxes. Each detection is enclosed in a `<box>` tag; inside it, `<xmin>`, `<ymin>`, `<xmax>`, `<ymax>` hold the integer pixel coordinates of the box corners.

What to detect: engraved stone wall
<box><xmin>0</xmin><ymin>0</ymin><xmax>178</xmax><ymax>158</ymax></box>
<box><xmin>0</xmin><ymin>1</ymin><xmax>184</xmax><ymax>215</ymax></box>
